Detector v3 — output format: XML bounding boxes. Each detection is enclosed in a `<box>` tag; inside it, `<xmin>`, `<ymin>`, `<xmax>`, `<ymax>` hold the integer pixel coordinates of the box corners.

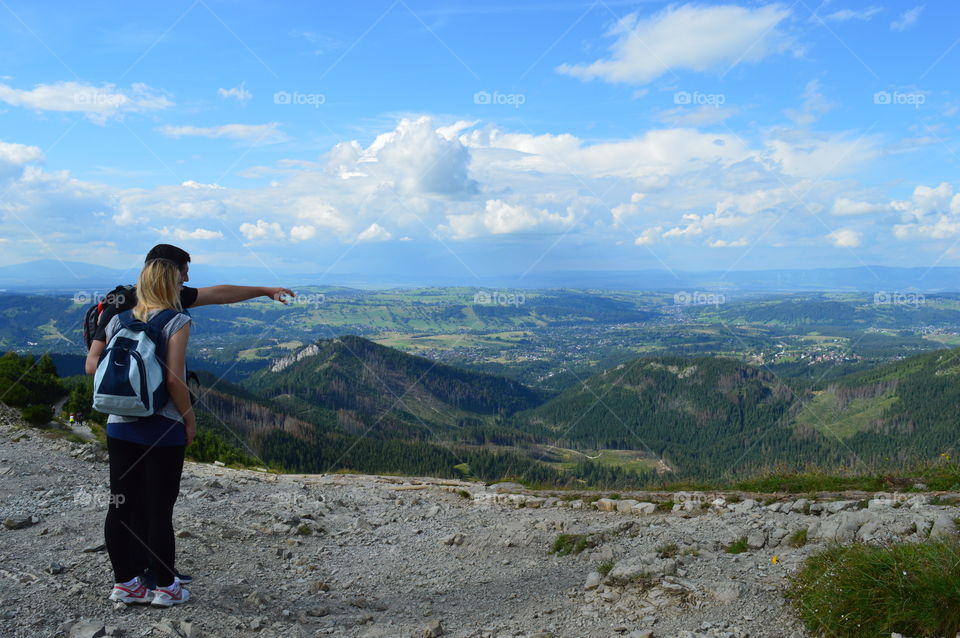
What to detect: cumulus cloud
<box><xmin>443</xmin><ymin>199</ymin><xmax>574</xmax><ymax>239</ymax></box>
<box><xmin>357</xmin><ymin>223</ymin><xmax>392</xmax><ymax>242</ymax></box>
<box><xmin>829</xmin><ymin>228</ymin><xmax>862</xmax><ymax>247</ymax></box>
<box><xmin>290</xmin><ymin>225</ymin><xmax>317</xmax><ymax>241</ymax></box>
<box><xmin>159</xmin><ymin>123</ymin><xmax>286</xmax><ymax>144</ymax></box>
<box><xmin>181</xmin><ymin>180</ymin><xmax>225</xmax><ymax>189</ymax></box>
<box><xmin>892</xmin><ymin>183</ymin><xmax>960</xmax><ymax>239</ymax></box>
<box><xmin>557</xmin><ymin>3</ymin><xmax>794</xmax><ymax>84</ymax></box>
<box><xmin>707</xmin><ymin>238</ymin><xmax>748</xmax><ymax>247</ymax></box>
<box><xmin>0</xmin><ymin>81</ymin><xmax>172</xmax><ymax>124</ymax></box>
<box><xmin>240</xmin><ymin>219</ymin><xmax>285</xmax><ymax>241</ymax></box>
<box><xmin>217</xmin><ymin>82</ymin><xmax>252</xmax><ymax>104</ymax></box>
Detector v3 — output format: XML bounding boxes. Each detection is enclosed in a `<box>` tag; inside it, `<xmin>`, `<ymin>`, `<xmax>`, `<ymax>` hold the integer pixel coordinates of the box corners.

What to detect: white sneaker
<box><xmin>108</xmin><ymin>576</ymin><xmax>154</xmax><ymax>604</ymax></box>
<box><xmin>150</xmin><ymin>576</ymin><xmax>190</xmax><ymax>607</ymax></box>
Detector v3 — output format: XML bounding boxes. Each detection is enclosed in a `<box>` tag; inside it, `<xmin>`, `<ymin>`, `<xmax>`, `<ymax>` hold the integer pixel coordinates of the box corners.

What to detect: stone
<box><xmin>731</xmin><ymin>499</ymin><xmax>757</xmax><ymax>513</ymax></box>
<box><xmin>930</xmin><ymin>514</ymin><xmax>958</xmax><ymax>539</ymax></box>
<box><xmin>631</xmin><ymin>502</ymin><xmax>657</xmax><ymax>514</ymax></box>
<box><xmin>423</xmin><ymin>619</ymin><xmax>444</xmax><ymax>637</ymax></box>
<box><xmin>789</xmin><ymin>498</ymin><xmax>810</xmax><ymax>513</ymax></box>
<box><xmin>824</xmin><ymin>500</ymin><xmax>858</xmax><ymax>514</ymax></box>
<box><xmin>706</xmin><ymin>580</ymin><xmax>744</xmax><ymax>604</ymax></box>
<box><xmin>584</xmin><ymin>571</ymin><xmax>602</xmax><ymax>590</ymax></box>
<box><xmin>3</xmin><ymin>515</ymin><xmax>36</xmax><ymax>530</ymax></box>
<box><xmin>746</xmin><ymin>531</ymin><xmax>765</xmax><ymax>549</ymax></box>
<box><xmin>606</xmin><ymin>557</ymin><xmax>676</xmax><ymax>585</ymax></box>
<box><xmin>47</xmin><ymin>561</ymin><xmax>64</xmax><ymax>575</ymax></box>
<box><xmin>616</xmin><ymin>499</ymin><xmax>639</xmax><ymax>513</ymax></box>
<box><xmin>82</xmin><ymin>542</ymin><xmax>106</xmax><ymax>553</ymax></box>
<box><xmin>69</xmin><ymin>622</ymin><xmax>107</xmax><ymax>638</ymax></box>
<box><xmin>594</xmin><ymin>498</ymin><xmax>617</xmax><ymax>512</ymax></box>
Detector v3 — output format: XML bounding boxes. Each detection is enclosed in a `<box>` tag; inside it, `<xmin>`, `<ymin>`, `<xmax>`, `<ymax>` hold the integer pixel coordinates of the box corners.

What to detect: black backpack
<box><xmin>82</xmin><ymin>285</ymin><xmax>136</xmax><ymax>350</ymax></box>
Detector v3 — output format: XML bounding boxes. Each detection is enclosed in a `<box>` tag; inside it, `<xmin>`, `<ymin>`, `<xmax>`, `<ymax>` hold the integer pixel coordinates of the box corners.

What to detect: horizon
<box><xmin>1</xmin><ymin>1</ymin><xmax>959</xmax><ymax>281</ymax></box>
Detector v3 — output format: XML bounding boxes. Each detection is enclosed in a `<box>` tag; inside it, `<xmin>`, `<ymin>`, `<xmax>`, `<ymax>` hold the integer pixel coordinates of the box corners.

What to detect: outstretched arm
<box><xmin>191</xmin><ymin>285</ymin><xmax>295</xmax><ymax>307</ymax></box>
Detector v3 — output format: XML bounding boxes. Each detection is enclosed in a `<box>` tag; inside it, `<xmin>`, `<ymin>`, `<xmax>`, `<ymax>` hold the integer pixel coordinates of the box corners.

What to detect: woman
<box><xmin>85</xmin><ymin>258</ymin><xmax>195</xmax><ymax>607</ymax></box>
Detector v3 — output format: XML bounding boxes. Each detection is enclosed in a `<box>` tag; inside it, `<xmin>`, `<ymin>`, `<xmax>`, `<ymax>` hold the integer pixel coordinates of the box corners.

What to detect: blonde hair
<box><xmin>133</xmin><ymin>259</ymin><xmax>183</xmax><ymax>322</ymax></box>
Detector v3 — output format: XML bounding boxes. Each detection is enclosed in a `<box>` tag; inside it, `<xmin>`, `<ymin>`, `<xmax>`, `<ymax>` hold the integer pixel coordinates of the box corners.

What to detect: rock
<box><xmin>746</xmin><ymin>531</ymin><xmax>765</xmax><ymax>549</ymax></box>
<box><xmin>442</xmin><ymin>533</ymin><xmax>465</xmax><ymax>546</ymax></box>
<box><xmin>811</xmin><ymin>511</ymin><xmax>870</xmax><ymax>542</ymax></box>
<box><xmin>628</xmin><ymin>631</ymin><xmax>654</xmax><ymax>638</ymax></box>
<box><xmin>824</xmin><ymin>500</ymin><xmax>858</xmax><ymax>514</ymax></box>
<box><xmin>156</xmin><ymin>619</ymin><xmax>193</xmax><ymax>637</ymax></box>
<box><xmin>594</xmin><ymin>498</ymin><xmax>617</xmax><ymax>512</ymax></box>
<box><xmin>731</xmin><ymin>499</ymin><xmax>757</xmax><ymax>513</ymax></box>
<box><xmin>423</xmin><ymin>619</ymin><xmax>444</xmax><ymax>637</ymax></box>
<box><xmin>69</xmin><ymin>622</ymin><xmax>107</xmax><ymax>638</ymax></box>
<box><xmin>631</xmin><ymin>502</ymin><xmax>657</xmax><ymax>514</ymax></box>
<box><xmin>527</xmin><ymin>633</ymin><xmax>554</xmax><ymax>638</ymax></box>
<box><xmin>930</xmin><ymin>514</ymin><xmax>958</xmax><ymax>539</ymax></box>
<box><xmin>3</xmin><ymin>515</ymin><xmax>37</xmax><ymax>530</ymax></box>
<box><xmin>606</xmin><ymin>556</ymin><xmax>676</xmax><ymax>585</ymax></box>
<box><xmin>491</xmin><ymin>482</ymin><xmax>525</xmax><ymax>493</ymax></box>
<box><xmin>584</xmin><ymin>571</ymin><xmax>602</xmax><ymax>590</ymax></box>
<box><xmin>308</xmin><ymin>581</ymin><xmax>330</xmax><ymax>594</ymax></box>
<box><xmin>616</xmin><ymin>499</ymin><xmax>639</xmax><ymax>513</ymax></box>
<box><xmin>789</xmin><ymin>498</ymin><xmax>810</xmax><ymax>513</ymax></box>
<box><xmin>47</xmin><ymin>561</ymin><xmax>64</xmax><ymax>574</ymax></box>
<box><xmin>913</xmin><ymin>516</ymin><xmax>933</xmax><ymax>537</ymax></box>
<box><xmin>706</xmin><ymin>580</ymin><xmax>744</xmax><ymax>603</ymax></box>
<box><xmin>856</xmin><ymin>519</ymin><xmax>882</xmax><ymax>542</ymax></box>
<box><xmin>82</xmin><ymin>542</ymin><xmax>106</xmax><ymax>553</ymax></box>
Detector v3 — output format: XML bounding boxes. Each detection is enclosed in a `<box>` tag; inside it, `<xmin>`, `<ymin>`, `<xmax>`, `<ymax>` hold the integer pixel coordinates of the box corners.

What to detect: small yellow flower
<box><xmin>771</xmin><ymin>555</ymin><xmax>779</xmax><ymax>565</ymax></box>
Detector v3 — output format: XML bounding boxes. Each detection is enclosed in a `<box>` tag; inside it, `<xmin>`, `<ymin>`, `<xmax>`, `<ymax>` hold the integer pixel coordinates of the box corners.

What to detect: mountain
<box><xmin>511</xmin><ymin>347</ymin><xmax>960</xmax><ymax>479</ymax></box>
<box><xmin>241</xmin><ymin>335</ymin><xmax>546</xmax><ymax>440</ymax></box>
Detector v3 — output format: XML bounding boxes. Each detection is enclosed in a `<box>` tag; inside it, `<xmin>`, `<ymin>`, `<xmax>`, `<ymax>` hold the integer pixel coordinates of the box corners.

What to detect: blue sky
<box><xmin>0</xmin><ymin>0</ymin><xmax>958</xmax><ymax>284</ymax></box>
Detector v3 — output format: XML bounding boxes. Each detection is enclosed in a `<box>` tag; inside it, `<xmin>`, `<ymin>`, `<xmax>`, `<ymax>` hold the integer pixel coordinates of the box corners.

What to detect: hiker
<box><xmin>83</xmin><ymin>245</ymin><xmax>294</xmax><ymax>606</ymax></box>
<box><xmin>84</xmin><ymin>258</ymin><xmax>196</xmax><ymax>605</ymax></box>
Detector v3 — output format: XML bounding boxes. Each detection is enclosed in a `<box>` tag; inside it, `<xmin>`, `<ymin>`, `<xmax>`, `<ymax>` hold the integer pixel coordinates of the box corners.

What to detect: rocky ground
<box><xmin>1</xmin><ymin>407</ymin><xmax>958</xmax><ymax>638</ymax></box>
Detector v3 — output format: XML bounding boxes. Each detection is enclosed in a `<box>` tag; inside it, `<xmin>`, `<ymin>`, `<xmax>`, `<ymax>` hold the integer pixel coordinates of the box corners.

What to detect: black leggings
<box><xmin>104</xmin><ymin>437</ymin><xmax>185</xmax><ymax>587</ymax></box>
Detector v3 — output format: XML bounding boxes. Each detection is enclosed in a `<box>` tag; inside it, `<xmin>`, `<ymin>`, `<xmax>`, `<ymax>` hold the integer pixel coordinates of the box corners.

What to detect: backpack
<box><xmin>83</xmin><ymin>285</ymin><xmax>136</xmax><ymax>349</ymax></box>
<box><xmin>92</xmin><ymin>309</ymin><xmax>178</xmax><ymax>417</ymax></box>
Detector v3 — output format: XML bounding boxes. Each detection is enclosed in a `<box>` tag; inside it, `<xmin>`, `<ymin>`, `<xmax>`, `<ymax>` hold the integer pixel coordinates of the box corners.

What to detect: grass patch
<box><xmin>725</xmin><ymin>537</ymin><xmax>749</xmax><ymax>554</ymax></box>
<box><xmin>787</xmin><ymin>538</ymin><xmax>960</xmax><ymax>637</ymax></box>
<box><xmin>551</xmin><ymin>533</ymin><xmax>595</xmax><ymax>556</ymax></box>
<box><xmin>656</xmin><ymin>543</ymin><xmax>679</xmax><ymax>558</ymax></box>
<box><xmin>787</xmin><ymin>528</ymin><xmax>808</xmax><ymax>548</ymax></box>
<box><xmin>456</xmin><ymin>489</ymin><xmax>471</xmax><ymax>499</ymax></box>
<box><xmin>597</xmin><ymin>560</ymin><xmax>614</xmax><ymax>577</ymax></box>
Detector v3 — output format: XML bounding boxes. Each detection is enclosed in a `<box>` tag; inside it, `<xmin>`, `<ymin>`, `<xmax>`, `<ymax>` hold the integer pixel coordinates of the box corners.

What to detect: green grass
<box><xmin>793</xmin><ymin>388</ymin><xmax>898</xmax><ymax>440</ymax></box>
<box><xmin>597</xmin><ymin>560</ymin><xmax>614</xmax><ymax>577</ymax></box>
<box><xmin>786</xmin><ymin>539</ymin><xmax>960</xmax><ymax>637</ymax></box>
<box><xmin>656</xmin><ymin>543</ymin><xmax>679</xmax><ymax>558</ymax></box>
<box><xmin>551</xmin><ymin>533</ymin><xmax>595</xmax><ymax>556</ymax></box>
<box><xmin>787</xmin><ymin>528</ymin><xmax>808</xmax><ymax>548</ymax></box>
<box><xmin>725</xmin><ymin>537</ymin><xmax>749</xmax><ymax>554</ymax></box>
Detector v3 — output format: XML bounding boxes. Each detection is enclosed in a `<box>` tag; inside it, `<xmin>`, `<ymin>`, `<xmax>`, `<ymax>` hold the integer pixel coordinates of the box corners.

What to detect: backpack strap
<box><xmin>117</xmin><ymin>309</ymin><xmax>181</xmax><ymax>364</ymax></box>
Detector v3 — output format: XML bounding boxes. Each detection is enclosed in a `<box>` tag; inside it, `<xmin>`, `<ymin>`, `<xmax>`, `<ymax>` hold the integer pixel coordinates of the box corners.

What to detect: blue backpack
<box><xmin>92</xmin><ymin>309</ymin><xmax>178</xmax><ymax>417</ymax></box>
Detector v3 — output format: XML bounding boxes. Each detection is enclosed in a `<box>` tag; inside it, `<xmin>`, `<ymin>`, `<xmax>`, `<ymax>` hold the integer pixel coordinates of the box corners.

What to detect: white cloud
<box><xmin>357</xmin><ymin>223</ymin><xmax>392</xmax><ymax>242</ymax></box>
<box><xmin>161</xmin><ymin>227</ymin><xmax>224</xmax><ymax>240</ymax></box>
<box><xmin>217</xmin><ymin>82</ymin><xmax>252</xmax><ymax>104</ymax></box>
<box><xmin>557</xmin><ymin>3</ymin><xmax>794</xmax><ymax>84</ymax></box>
<box><xmin>832</xmin><ymin>197</ymin><xmax>887</xmax><ymax>216</ymax></box>
<box><xmin>891</xmin><ymin>5</ymin><xmax>923</xmax><ymax>31</ymax></box>
<box><xmin>764</xmin><ymin>132</ymin><xmax>879</xmax><ymax>178</ymax></box>
<box><xmin>0</xmin><ymin>141</ymin><xmax>44</xmax><ymax>166</ymax></box>
<box><xmin>181</xmin><ymin>180</ymin><xmax>224</xmax><ymax>189</ymax></box>
<box><xmin>891</xmin><ymin>182</ymin><xmax>960</xmax><ymax>239</ymax></box>
<box><xmin>0</xmin><ymin>81</ymin><xmax>172</xmax><ymax>124</ymax></box>
<box><xmin>159</xmin><ymin>123</ymin><xmax>286</xmax><ymax>144</ymax></box>
<box><xmin>829</xmin><ymin>228</ymin><xmax>862</xmax><ymax>247</ymax></box>
<box><xmin>239</xmin><ymin>219</ymin><xmax>285</xmax><ymax>241</ymax></box>
<box><xmin>707</xmin><ymin>237</ymin><xmax>748</xmax><ymax>247</ymax></box>
<box><xmin>784</xmin><ymin>80</ymin><xmax>833</xmax><ymax>126</ymax></box>
<box><xmin>290</xmin><ymin>225</ymin><xmax>317</xmax><ymax>242</ymax></box>
<box><xmin>443</xmin><ymin>199</ymin><xmax>574</xmax><ymax>239</ymax></box>
<box><xmin>822</xmin><ymin>7</ymin><xmax>882</xmax><ymax>22</ymax></box>
<box><xmin>634</xmin><ymin>226</ymin><xmax>662</xmax><ymax>245</ymax></box>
